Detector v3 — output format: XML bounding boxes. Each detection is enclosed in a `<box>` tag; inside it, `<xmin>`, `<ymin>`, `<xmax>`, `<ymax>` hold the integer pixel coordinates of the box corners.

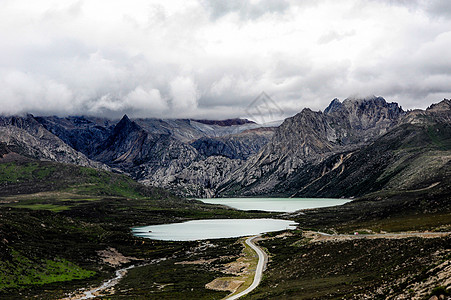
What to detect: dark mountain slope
<box><xmin>93</xmin><ymin>115</ymin><xmax>200</xmax><ymax>183</ymax></box>
<box><xmin>0</xmin><ymin>115</ymin><xmax>104</xmax><ymax>169</ymax></box>
<box><xmin>218</xmin><ymin>96</ymin><xmax>405</xmax><ymax>196</ymax></box>
<box><xmin>191</xmin><ymin>127</ymin><xmax>275</xmax><ymax>160</ymax></box>
<box><xmin>219</xmin><ymin>100</ymin><xmax>451</xmax><ymax>198</ymax></box>
<box><xmin>34</xmin><ymin>115</ymin><xmax>115</xmax><ymax>156</ymax></box>
<box><xmin>33</xmin><ymin>114</ymin><xmax>272</xmax><ymax>197</ymax></box>
<box><xmin>0</xmin><ymin>159</ymin><xmax>166</xmax><ymax>198</ymax></box>
<box><xmin>289</xmin><ymin>121</ymin><xmax>451</xmax><ymax>198</ymax></box>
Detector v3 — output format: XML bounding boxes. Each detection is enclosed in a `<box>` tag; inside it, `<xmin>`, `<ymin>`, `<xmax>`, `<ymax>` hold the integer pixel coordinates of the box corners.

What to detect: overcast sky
<box><xmin>1</xmin><ymin>0</ymin><xmax>450</xmax><ymax>121</ymax></box>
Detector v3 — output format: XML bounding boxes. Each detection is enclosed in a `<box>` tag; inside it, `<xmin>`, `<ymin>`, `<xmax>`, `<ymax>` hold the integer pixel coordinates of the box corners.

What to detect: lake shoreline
<box><xmin>132</xmin><ymin>218</ymin><xmax>298</xmax><ymax>241</ymax></box>
<box><xmin>197</xmin><ymin>197</ymin><xmax>351</xmax><ymax>212</ymax></box>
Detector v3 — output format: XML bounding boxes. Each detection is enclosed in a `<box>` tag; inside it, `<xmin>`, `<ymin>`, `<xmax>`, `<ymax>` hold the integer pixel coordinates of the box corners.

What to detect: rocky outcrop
<box><xmin>426</xmin><ymin>98</ymin><xmax>451</xmax><ymax>112</ymax></box>
<box><xmin>4</xmin><ymin>97</ymin><xmax>449</xmax><ymax>199</ymax></box>
<box><xmin>324</xmin><ymin>96</ymin><xmax>405</xmax><ymax>144</ymax></box>
<box><xmin>33</xmin><ymin>114</ymin><xmax>273</xmax><ymax>197</ymax></box>
<box><xmin>191</xmin><ymin>128</ymin><xmax>275</xmax><ymax>160</ymax></box>
<box><xmin>141</xmin><ymin>156</ymin><xmax>242</xmax><ymax>198</ymax></box>
<box><xmin>0</xmin><ymin>115</ymin><xmax>106</xmax><ymax>169</ymax></box>
<box><xmin>34</xmin><ymin>115</ymin><xmax>116</xmax><ymax>156</ymax></box>
<box><xmin>93</xmin><ymin>115</ymin><xmax>201</xmax><ymax>181</ymax></box>
<box><xmin>133</xmin><ymin>118</ymin><xmax>263</xmax><ymax>143</ymax></box>
<box><xmin>218</xmin><ymin>96</ymin><xmax>405</xmax><ymax>196</ymax></box>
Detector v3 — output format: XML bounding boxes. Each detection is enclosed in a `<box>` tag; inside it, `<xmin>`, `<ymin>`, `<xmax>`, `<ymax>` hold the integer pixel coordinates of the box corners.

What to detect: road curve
<box><xmin>226</xmin><ymin>235</ymin><xmax>267</xmax><ymax>300</ymax></box>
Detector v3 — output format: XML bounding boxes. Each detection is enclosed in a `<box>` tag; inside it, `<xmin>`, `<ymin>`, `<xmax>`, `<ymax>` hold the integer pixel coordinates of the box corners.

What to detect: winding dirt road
<box><xmin>226</xmin><ymin>235</ymin><xmax>267</xmax><ymax>300</ymax></box>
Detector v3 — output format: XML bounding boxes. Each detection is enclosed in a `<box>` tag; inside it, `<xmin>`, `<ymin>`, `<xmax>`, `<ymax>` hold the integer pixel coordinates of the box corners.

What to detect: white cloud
<box><xmin>201</xmin><ymin>0</ymin><xmax>290</xmax><ymax>20</ymax></box>
<box><xmin>170</xmin><ymin>76</ymin><xmax>199</xmax><ymax>115</ymax></box>
<box><xmin>0</xmin><ymin>0</ymin><xmax>450</xmax><ymax>119</ymax></box>
<box><xmin>88</xmin><ymin>94</ymin><xmax>124</xmax><ymax>114</ymax></box>
<box><xmin>125</xmin><ymin>86</ymin><xmax>167</xmax><ymax>115</ymax></box>
<box><xmin>0</xmin><ymin>70</ymin><xmax>74</xmax><ymax>115</ymax></box>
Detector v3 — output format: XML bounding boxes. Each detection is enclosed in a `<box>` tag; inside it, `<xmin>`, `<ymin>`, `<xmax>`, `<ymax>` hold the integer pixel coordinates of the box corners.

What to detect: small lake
<box><xmin>199</xmin><ymin>198</ymin><xmax>351</xmax><ymax>212</ymax></box>
<box><xmin>132</xmin><ymin>219</ymin><xmax>297</xmax><ymax>241</ymax></box>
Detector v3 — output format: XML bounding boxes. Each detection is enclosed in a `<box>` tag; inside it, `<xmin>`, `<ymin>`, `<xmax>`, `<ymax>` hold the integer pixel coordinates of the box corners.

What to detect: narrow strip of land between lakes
<box><xmin>226</xmin><ymin>235</ymin><xmax>267</xmax><ymax>300</ymax></box>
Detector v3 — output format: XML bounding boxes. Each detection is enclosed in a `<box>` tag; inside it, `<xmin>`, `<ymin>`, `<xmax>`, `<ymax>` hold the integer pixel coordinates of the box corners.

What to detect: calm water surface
<box><xmin>132</xmin><ymin>219</ymin><xmax>297</xmax><ymax>241</ymax></box>
<box><xmin>199</xmin><ymin>197</ymin><xmax>350</xmax><ymax>212</ymax></box>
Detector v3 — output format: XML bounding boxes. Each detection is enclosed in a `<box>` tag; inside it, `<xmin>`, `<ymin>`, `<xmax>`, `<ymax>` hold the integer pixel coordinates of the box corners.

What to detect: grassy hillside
<box><xmin>0</xmin><ymin>160</ymin><xmax>170</xmax><ymax>198</ymax></box>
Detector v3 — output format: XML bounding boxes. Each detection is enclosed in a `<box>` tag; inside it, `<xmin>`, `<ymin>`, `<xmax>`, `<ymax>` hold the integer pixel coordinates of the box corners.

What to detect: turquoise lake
<box><xmin>132</xmin><ymin>219</ymin><xmax>297</xmax><ymax>241</ymax></box>
<box><xmin>198</xmin><ymin>197</ymin><xmax>351</xmax><ymax>212</ymax></box>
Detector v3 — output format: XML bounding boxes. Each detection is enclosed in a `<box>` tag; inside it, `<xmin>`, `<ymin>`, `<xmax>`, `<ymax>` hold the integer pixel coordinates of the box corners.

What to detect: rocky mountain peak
<box><xmin>118</xmin><ymin>114</ymin><xmax>131</xmax><ymax>124</ymax></box>
<box><xmin>335</xmin><ymin>96</ymin><xmax>404</xmax><ymax>129</ymax></box>
<box><xmin>0</xmin><ymin>114</ymin><xmax>106</xmax><ymax>168</ymax></box>
<box><xmin>218</xmin><ymin>96</ymin><xmax>410</xmax><ymax>196</ymax></box>
<box><xmin>324</xmin><ymin>98</ymin><xmax>343</xmax><ymax>114</ymax></box>
<box><xmin>342</xmin><ymin>96</ymin><xmax>386</xmax><ymax>110</ymax></box>
<box><xmin>343</xmin><ymin>95</ymin><xmax>381</xmax><ymax>103</ymax></box>
<box><xmin>114</xmin><ymin>114</ymin><xmax>140</xmax><ymax>133</ymax></box>
<box><xmin>426</xmin><ymin>99</ymin><xmax>451</xmax><ymax>112</ymax></box>
<box><xmin>324</xmin><ymin>96</ymin><xmax>404</xmax><ymax>117</ymax></box>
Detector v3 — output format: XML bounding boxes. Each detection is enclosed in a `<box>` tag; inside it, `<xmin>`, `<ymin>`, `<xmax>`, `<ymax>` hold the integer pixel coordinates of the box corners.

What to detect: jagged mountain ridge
<box><xmin>303</xmin><ymin>104</ymin><xmax>451</xmax><ymax>198</ymax></box>
<box><xmin>31</xmin><ymin>114</ymin><xmax>273</xmax><ymax>196</ymax></box>
<box><xmin>191</xmin><ymin>127</ymin><xmax>275</xmax><ymax>160</ymax></box>
<box><xmin>219</xmin><ymin>98</ymin><xmax>451</xmax><ymax>198</ymax></box>
<box><xmin>34</xmin><ymin>115</ymin><xmax>116</xmax><ymax>157</ymax></box>
<box><xmin>133</xmin><ymin>118</ymin><xmax>266</xmax><ymax>143</ymax></box>
<box><xmin>218</xmin><ymin>96</ymin><xmax>406</xmax><ymax>196</ymax></box>
<box><xmin>1</xmin><ymin>96</ymin><xmax>450</xmax><ymax>199</ymax></box>
<box><xmin>93</xmin><ymin>115</ymin><xmax>201</xmax><ymax>182</ymax></box>
<box><xmin>0</xmin><ymin>115</ymin><xmax>106</xmax><ymax>169</ymax></box>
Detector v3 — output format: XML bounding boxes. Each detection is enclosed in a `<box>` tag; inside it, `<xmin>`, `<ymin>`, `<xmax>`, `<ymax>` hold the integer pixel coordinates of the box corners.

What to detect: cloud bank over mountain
<box><xmin>1</xmin><ymin>0</ymin><xmax>450</xmax><ymax>120</ymax></box>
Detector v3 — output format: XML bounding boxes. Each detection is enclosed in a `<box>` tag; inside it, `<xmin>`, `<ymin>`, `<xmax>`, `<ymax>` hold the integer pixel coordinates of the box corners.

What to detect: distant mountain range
<box><xmin>1</xmin><ymin>96</ymin><xmax>451</xmax><ymax>199</ymax></box>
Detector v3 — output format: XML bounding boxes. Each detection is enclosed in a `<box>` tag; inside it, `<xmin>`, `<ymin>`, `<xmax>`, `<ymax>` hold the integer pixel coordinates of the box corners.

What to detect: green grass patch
<box><xmin>0</xmin><ymin>162</ymin><xmax>57</xmax><ymax>182</ymax></box>
<box><xmin>0</xmin><ymin>161</ymin><xmax>169</xmax><ymax>200</ymax></box>
<box><xmin>0</xmin><ymin>249</ymin><xmax>95</xmax><ymax>290</ymax></box>
<box><xmin>10</xmin><ymin>203</ymin><xmax>71</xmax><ymax>212</ymax></box>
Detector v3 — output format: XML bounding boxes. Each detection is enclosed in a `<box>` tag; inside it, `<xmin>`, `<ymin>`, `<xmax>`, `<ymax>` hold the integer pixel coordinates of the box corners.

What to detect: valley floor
<box><xmin>1</xmin><ymin>200</ymin><xmax>450</xmax><ymax>299</ymax></box>
<box><xmin>57</xmin><ymin>228</ymin><xmax>451</xmax><ymax>300</ymax></box>
<box><xmin>0</xmin><ymin>160</ymin><xmax>450</xmax><ymax>299</ymax></box>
